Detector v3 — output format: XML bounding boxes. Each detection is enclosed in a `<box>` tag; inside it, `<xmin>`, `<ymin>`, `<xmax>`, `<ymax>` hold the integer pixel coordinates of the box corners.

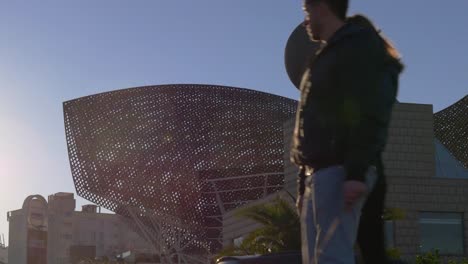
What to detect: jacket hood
<box><xmin>331</xmin><ymin>22</ymin><xmax>405</xmax><ymax>75</ymax></box>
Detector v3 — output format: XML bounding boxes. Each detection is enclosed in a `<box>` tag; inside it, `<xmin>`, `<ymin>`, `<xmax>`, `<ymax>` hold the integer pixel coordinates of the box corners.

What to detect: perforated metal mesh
<box><xmin>434</xmin><ymin>95</ymin><xmax>468</xmax><ymax>168</ymax></box>
<box><xmin>63</xmin><ymin>84</ymin><xmax>297</xmax><ymax>255</ymax></box>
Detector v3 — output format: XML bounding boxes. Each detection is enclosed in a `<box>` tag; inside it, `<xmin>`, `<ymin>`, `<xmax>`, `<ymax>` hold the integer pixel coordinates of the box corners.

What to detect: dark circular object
<box><xmin>284</xmin><ymin>23</ymin><xmax>320</xmax><ymax>89</ymax></box>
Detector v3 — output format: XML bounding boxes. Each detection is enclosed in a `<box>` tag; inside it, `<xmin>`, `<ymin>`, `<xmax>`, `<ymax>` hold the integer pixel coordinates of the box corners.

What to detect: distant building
<box><xmin>8</xmin><ymin>192</ymin><xmax>152</xmax><ymax>264</ymax></box>
<box><xmin>0</xmin><ymin>245</ymin><xmax>7</xmax><ymax>264</ymax></box>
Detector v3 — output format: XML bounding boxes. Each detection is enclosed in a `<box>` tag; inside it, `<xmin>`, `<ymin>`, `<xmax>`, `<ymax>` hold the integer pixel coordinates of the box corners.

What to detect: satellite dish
<box><xmin>284</xmin><ymin>23</ymin><xmax>320</xmax><ymax>90</ymax></box>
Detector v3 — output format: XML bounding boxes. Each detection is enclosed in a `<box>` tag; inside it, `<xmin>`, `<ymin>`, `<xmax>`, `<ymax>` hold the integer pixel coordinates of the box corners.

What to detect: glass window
<box><xmin>385</xmin><ymin>220</ymin><xmax>395</xmax><ymax>248</ymax></box>
<box><xmin>419</xmin><ymin>212</ymin><xmax>464</xmax><ymax>255</ymax></box>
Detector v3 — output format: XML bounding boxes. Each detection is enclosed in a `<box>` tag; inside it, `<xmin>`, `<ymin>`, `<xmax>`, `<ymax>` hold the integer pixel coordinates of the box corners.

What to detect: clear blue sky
<box><xmin>0</xmin><ymin>0</ymin><xmax>467</xmax><ymax>243</ymax></box>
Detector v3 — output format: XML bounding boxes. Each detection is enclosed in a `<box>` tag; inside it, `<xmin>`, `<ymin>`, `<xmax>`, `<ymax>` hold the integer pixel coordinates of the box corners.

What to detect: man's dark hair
<box><xmin>307</xmin><ymin>0</ymin><xmax>349</xmax><ymax>21</ymax></box>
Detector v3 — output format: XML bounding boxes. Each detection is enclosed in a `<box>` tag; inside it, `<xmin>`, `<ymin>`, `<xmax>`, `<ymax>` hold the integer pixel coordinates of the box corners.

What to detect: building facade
<box><xmin>223</xmin><ymin>100</ymin><xmax>468</xmax><ymax>260</ymax></box>
<box><xmin>8</xmin><ymin>193</ymin><xmax>151</xmax><ymax>264</ymax></box>
<box><xmin>0</xmin><ymin>246</ymin><xmax>7</xmax><ymax>264</ymax></box>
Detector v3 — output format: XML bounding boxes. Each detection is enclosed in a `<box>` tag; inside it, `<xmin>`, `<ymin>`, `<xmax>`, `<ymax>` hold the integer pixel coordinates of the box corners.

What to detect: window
<box><xmin>419</xmin><ymin>212</ymin><xmax>464</xmax><ymax>255</ymax></box>
<box><xmin>385</xmin><ymin>220</ymin><xmax>395</xmax><ymax>248</ymax></box>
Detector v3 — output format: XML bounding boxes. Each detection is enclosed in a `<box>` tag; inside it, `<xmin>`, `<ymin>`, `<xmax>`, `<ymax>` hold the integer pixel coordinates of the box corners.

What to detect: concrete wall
<box><xmin>0</xmin><ymin>246</ymin><xmax>7</xmax><ymax>264</ymax></box>
<box><xmin>7</xmin><ymin>210</ymin><xmax>26</xmax><ymax>264</ymax></box>
<box><xmin>383</xmin><ymin>103</ymin><xmax>436</xmax><ymax>179</ymax></box>
<box><xmin>48</xmin><ymin>193</ymin><xmax>75</xmax><ymax>264</ymax></box>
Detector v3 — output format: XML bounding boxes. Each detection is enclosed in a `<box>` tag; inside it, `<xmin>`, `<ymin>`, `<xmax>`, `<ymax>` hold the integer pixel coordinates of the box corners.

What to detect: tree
<box><xmin>217</xmin><ymin>197</ymin><xmax>301</xmax><ymax>258</ymax></box>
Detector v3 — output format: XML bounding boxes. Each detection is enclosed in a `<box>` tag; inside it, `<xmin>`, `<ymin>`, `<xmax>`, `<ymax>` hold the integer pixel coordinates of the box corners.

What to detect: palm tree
<box><xmin>217</xmin><ymin>199</ymin><xmax>408</xmax><ymax>260</ymax></box>
<box><xmin>217</xmin><ymin>197</ymin><xmax>301</xmax><ymax>258</ymax></box>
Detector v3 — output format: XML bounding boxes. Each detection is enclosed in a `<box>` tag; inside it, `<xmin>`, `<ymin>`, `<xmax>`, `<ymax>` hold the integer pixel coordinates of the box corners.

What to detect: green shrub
<box><xmin>415</xmin><ymin>249</ymin><xmax>441</xmax><ymax>264</ymax></box>
<box><xmin>386</xmin><ymin>247</ymin><xmax>402</xmax><ymax>260</ymax></box>
<box><xmin>448</xmin><ymin>259</ymin><xmax>468</xmax><ymax>264</ymax></box>
<box><xmin>415</xmin><ymin>249</ymin><xmax>468</xmax><ymax>264</ymax></box>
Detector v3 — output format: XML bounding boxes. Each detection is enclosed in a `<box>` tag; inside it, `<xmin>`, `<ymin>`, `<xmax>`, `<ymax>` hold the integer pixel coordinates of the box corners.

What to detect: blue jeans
<box><xmin>301</xmin><ymin>166</ymin><xmax>377</xmax><ymax>264</ymax></box>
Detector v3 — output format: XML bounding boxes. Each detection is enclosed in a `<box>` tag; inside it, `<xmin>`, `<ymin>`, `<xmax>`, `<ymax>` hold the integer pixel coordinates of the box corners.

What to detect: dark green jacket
<box><xmin>291</xmin><ymin>22</ymin><xmax>403</xmax><ymax>195</ymax></box>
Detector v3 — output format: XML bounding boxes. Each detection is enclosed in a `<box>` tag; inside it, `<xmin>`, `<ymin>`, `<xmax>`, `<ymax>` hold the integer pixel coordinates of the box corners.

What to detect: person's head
<box><xmin>302</xmin><ymin>0</ymin><xmax>349</xmax><ymax>41</ymax></box>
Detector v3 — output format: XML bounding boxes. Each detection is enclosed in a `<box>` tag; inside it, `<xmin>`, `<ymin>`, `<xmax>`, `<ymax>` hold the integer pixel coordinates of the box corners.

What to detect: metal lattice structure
<box><xmin>63</xmin><ymin>84</ymin><xmax>297</xmax><ymax>262</ymax></box>
<box><xmin>434</xmin><ymin>95</ymin><xmax>468</xmax><ymax>168</ymax></box>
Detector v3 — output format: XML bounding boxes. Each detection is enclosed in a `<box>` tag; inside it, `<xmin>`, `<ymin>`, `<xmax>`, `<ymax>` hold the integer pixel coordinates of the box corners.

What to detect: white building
<box><xmin>8</xmin><ymin>192</ymin><xmax>152</xmax><ymax>264</ymax></box>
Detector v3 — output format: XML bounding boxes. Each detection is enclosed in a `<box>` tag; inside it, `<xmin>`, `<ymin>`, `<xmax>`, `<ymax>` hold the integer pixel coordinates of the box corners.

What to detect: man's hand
<box><xmin>296</xmin><ymin>195</ymin><xmax>304</xmax><ymax>216</ymax></box>
<box><xmin>343</xmin><ymin>180</ymin><xmax>367</xmax><ymax>211</ymax></box>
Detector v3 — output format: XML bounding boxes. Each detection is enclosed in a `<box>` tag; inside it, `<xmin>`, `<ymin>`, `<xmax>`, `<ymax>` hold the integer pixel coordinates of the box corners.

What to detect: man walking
<box><xmin>292</xmin><ymin>0</ymin><xmax>403</xmax><ymax>263</ymax></box>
